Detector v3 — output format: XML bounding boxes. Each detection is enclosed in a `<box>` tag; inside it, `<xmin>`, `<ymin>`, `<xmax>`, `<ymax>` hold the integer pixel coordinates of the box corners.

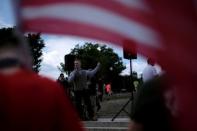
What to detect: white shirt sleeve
<box><xmin>68</xmin><ymin>70</ymin><xmax>77</xmax><ymax>82</ymax></box>
<box><xmin>86</xmin><ymin>62</ymin><xmax>101</xmax><ymax>78</ymax></box>
<box><xmin>142</xmin><ymin>65</ymin><xmax>157</xmax><ymax>82</ymax></box>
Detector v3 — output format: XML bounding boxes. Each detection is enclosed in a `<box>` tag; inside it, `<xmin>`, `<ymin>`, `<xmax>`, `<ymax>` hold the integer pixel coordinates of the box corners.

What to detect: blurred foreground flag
<box><xmin>16</xmin><ymin>0</ymin><xmax>162</xmax><ymax>58</ymax></box>
<box><xmin>15</xmin><ymin>0</ymin><xmax>197</xmax><ymax>130</ymax></box>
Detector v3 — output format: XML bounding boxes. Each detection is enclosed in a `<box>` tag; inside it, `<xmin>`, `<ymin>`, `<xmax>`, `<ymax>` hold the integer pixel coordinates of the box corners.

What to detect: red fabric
<box><xmin>105</xmin><ymin>84</ymin><xmax>111</xmax><ymax>93</ymax></box>
<box><xmin>146</xmin><ymin>1</ymin><xmax>197</xmax><ymax>130</ymax></box>
<box><xmin>0</xmin><ymin>70</ymin><xmax>85</xmax><ymax>131</ymax></box>
<box><xmin>20</xmin><ymin>0</ymin><xmax>155</xmax><ymax>28</ymax></box>
<box><xmin>18</xmin><ymin>0</ymin><xmax>159</xmax><ymax>56</ymax></box>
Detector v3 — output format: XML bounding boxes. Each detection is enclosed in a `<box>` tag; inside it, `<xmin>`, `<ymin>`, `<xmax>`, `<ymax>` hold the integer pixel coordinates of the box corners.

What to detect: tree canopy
<box><xmin>61</xmin><ymin>42</ymin><xmax>126</xmax><ymax>83</ymax></box>
<box><xmin>26</xmin><ymin>33</ymin><xmax>45</xmax><ymax>72</ymax></box>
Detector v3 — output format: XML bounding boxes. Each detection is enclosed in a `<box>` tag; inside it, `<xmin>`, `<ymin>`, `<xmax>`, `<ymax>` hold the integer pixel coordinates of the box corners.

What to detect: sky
<box><xmin>0</xmin><ymin>0</ymin><xmax>161</xmax><ymax>80</ymax></box>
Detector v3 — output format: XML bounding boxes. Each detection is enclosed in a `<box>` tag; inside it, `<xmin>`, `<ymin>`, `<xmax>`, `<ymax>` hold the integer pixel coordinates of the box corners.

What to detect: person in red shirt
<box><xmin>0</xmin><ymin>28</ymin><xmax>85</xmax><ymax>131</ymax></box>
<box><xmin>105</xmin><ymin>83</ymin><xmax>112</xmax><ymax>96</ymax></box>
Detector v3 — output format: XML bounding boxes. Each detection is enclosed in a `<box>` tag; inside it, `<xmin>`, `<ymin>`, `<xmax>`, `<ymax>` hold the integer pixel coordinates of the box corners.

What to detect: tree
<box><xmin>26</xmin><ymin>33</ymin><xmax>45</xmax><ymax>72</ymax></box>
<box><xmin>61</xmin><ymin>43</ymin><xmax>126</xmax><ymax>85</ymax></box>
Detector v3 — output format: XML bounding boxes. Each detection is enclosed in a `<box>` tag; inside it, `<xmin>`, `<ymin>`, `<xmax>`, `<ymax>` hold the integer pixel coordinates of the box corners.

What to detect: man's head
<box><xmin>0</xmin><ymin>28</ymin><xmax>20</xmax><ymax>46</ymax></box>
<box><xmin>74</xmin><ymin>59</ymin><xmax>81</xmax><ymax>70</ymax></box>
<box><xmin>58</xmin><ymin>73</ymin><xmax>65</xmax><ymax>81</ymax></box>
<box><xmin>60</xmin><ymin>73</ymin><xmax>64</xmax><ymax>78</ymax></box>
<box><xmin>0</xmin><ymin>28</ymin><xmax>32</xmax><ymax>70</ymax></box>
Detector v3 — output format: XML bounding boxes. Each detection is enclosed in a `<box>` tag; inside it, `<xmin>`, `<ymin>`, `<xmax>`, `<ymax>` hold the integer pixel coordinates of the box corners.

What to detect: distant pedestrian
<box><xmin>57</xmin><ymin>73</ymin><xmax>67</xmax><ymax>88</ymax></box>
<box><xmin>87</xmin><ymin>75</ymin><xmax>99</xmax><ymax>120</ymax></box>
<box><xmin>105</xmin><ymin>82</ymin><xmax>112</xmax><ymax>100</ymax></box>
<box><xmin>142</xmin><ymin>58</ymin><xmax>157</xmax><ymax>82</ymax></box>
<box><xmin>57</xmin><ymin>73</ymin><xmax>71</xmax><ymax>96</ymax></box>
<box><xmin>97</xmin><ymin>78</ymin><xmax>104</xmax><ymax>102</ymax></box>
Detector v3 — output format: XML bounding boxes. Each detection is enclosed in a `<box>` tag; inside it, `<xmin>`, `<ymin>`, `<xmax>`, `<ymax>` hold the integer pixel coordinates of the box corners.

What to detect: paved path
<box><xmin>96</xmin><ymin>118</ymin><xmax>130</xmax><ymax>122</ymax></box>
<box><xmin>83</xmin><ymin>118</ymin><xmax>130</xmax><ymax>131</ymax></box>
<box><xmin>83</xmin><ymin>93</ymin><xmax>132</xmax><ymax>131</ymax></box>
<box><xmin>98</xmin><ymin>94</ymin><xmax>132</xmax><ymax>118</ymax></box>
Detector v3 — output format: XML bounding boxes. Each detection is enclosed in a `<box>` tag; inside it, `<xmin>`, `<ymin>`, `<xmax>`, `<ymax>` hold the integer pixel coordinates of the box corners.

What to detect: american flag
<box><xmin>16</xmin><ymin>0</ymin><xmax>197</xmax><ymax>130</ymax></box>
<box><xmin>16</xmin><ymin>0</ymin><xmax>163</xmax><ymax>58</ymax></box>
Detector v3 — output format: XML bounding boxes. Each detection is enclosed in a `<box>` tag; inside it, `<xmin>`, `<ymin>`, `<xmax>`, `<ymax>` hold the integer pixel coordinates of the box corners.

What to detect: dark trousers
<box><xmin>74</xmin><ymin>90</ymin><xmax>94</xmax><ymax>120</ymax></box>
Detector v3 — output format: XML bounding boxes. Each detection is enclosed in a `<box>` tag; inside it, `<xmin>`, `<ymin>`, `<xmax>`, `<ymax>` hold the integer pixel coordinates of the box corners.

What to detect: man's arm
<box><xmin>87</xmin><ymin>62</ymin><xmax>101</xmax><ymax>77</ymax></box>
<box><xmin>67</xmin><ymin>70</ymin><xmax>76</xmax><ymax>83</ymax></box>
<box><xmin>152</xmin><ymin>66</ymin><xmax>157</xmax><ymax>77</ymax></box>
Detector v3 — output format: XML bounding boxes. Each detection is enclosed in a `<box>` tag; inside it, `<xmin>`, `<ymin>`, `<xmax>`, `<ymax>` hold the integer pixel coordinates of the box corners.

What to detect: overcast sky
<box><xmin>0</xmin><ymin>0</ymin><xmax>161</xmax><ymax>80</ymax></box>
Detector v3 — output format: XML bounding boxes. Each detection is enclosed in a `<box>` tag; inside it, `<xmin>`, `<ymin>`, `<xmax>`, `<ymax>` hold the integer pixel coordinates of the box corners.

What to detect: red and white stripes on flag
<box><xmin>17</xmin><ymin>1</ymin><xmax>197</xmax><ymax>130</ymax></box>
<box><xmin>18</xmin><ymin>0</ymin><xmax>163</xmax><ymax>59</ymax></box>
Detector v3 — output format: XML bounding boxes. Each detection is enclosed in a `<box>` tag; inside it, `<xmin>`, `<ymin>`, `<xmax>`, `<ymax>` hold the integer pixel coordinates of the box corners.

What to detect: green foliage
<box><xmin>62</xmin><ymin>42</ymin><xmax>126</xmax><ymax>82</ymax></box>
<box><xmin>26</xmin><ymin>33</ymin><xmax>45</xmax><ymax>73</ymax></box>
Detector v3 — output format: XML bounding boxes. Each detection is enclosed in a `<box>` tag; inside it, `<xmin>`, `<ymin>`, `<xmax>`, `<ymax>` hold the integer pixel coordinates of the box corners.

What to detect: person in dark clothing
<box><xmin>57</xmin><ymin>73</ymin><xmax>66</xmax><ymax>86</ymax></box>
<box><xmin>129</xmin><ymin>76</ymin><xmax>172</xmax><ymax>131</ymax></box>
<box><xmin>87</xmin><ymin>76</ymin><xmax>101</xmax><ymax>120</ymax></box>
<box><xmin>57</xmin><ymin>73</ymin><xmax>69</xmax><ymax>94</ymax></box>
<box><xmin>97</xmin><ymin>78</ymin><xmax>104</xmax><ymax>102</ymax></box>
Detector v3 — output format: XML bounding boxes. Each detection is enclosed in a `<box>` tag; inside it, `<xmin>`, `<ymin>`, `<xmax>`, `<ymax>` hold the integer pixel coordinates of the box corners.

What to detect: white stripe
<box><xmin>113</xmin><ymin>0</ymin><xmax>151</xmax><ymax>12</ymax></box>
<box><xmin>22</xmin><ymin>3</ymin><xmax>161</xmax><ymax>48</ymax></box>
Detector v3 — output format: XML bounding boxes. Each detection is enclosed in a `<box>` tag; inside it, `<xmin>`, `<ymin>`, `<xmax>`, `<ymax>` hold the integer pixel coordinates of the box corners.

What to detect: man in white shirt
<box><xmin>142</xmin><ymin>58</ymin><xmax>157</xmax><ymax>82</ymax></box>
